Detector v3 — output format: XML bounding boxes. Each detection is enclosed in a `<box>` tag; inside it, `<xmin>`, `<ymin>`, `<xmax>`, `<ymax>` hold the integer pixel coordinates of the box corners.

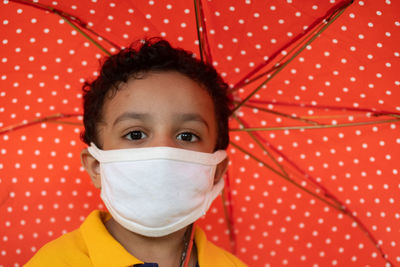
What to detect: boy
<box><xmin>25</xmin><ymin>38</ymin><xmax>247</xmax><ymax>267</ymax></box>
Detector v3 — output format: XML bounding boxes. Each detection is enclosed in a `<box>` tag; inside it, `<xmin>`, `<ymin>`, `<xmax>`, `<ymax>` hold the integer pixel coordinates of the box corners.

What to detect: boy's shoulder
<box><xmin>25</xmin><ymin>210</ymin><xmax>139</xmax><ymax>266</ymax></box>
<box><xmin>24</xmin><ymin>227</ymin><xmax>91</xmax><ymax>266</ymax></box>
<box><xmin>195</xmin><ymin>227</ymin><xmax>248</xmax><ymax>267</ymax></box>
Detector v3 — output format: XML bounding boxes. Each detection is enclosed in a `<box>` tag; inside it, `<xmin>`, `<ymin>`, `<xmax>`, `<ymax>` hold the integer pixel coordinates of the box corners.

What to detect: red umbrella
<box><xmin>1</xmin><ymin>0</ymin><xmax>399</xmax><ymax>266</ymax></box>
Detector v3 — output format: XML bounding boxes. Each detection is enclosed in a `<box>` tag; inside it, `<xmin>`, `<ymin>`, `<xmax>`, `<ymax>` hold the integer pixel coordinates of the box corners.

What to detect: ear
<box><xmin>213</xmin><ymin>157</ymin><xmax>229</xmax><ymax>185</ymax></box>
<box><xmin>81</xmin><ymin>148</ymin><xmax>101</xmax><ymax>188</ymax></box>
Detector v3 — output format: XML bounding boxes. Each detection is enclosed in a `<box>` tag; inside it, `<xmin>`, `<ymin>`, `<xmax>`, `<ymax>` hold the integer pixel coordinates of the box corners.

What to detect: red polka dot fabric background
<box><xmin>1</xmin><ymin>0</ymin><xmax>399</xmax><ymax>266</ymax></box>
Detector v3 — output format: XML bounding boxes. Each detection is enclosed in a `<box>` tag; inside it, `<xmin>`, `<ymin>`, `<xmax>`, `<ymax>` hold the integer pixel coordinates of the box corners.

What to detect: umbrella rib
<box><xmin>230</xmin><ymin>18</ymin><xmax>327</xmax><ymax>92</ymax></box>
<box><xmin>0</xmin><ymin>113</ymin><xmax>82</xmax><ymax>135</ymax></box>
<box><xmin>193</xmin><ymin>0</ymin><xmax>213</xmax><ymax>64</ymax></box>
<box><xmin>194</xmin><ymin>0</ymin><xmax>205</xmax><ymax>63</ymax></box>
<box><xmin>248</xmin><ymin>99</ymin><xmax>400</xmax><ymax>117</ymax></box>
<box><xmin>193</xmin><ymin>0</ymin><xmax>204</xmax><ymax>62</ymax></box>
<box><xmin>56</xmin><ymin>13</ymin><xmax>112</xmax><ymax>56</ymax></box>
<box><xmin>230</xmin><ymin>119</ymin><xmax>400</xmax><ymax>132</ymax></box>
<box><xmin>235</xmin><ymin>101</ymin><xmax>321</xmax><ymax>125</ymax></box>
<box><xmin>233</xmin><ymin>115</ymin><xmax>347</xmax><ymax>201</ymax></box>
<box><xmin>236</xmin><ymin>102</ymin><xmax>398</xmax><ymax>124</ymax></box>
<box><xmin>229</xmin><ymin>141</ymin><xmax>344</xmax><ymax>212</ymax></box>
<box><xmin>221</xmin><ymin>173</ymin><xmax>237</xmax><ymax>254</ymax></box>
<box><xmin>9</xmin><ymin>0</ymin><xmax>117</xmax><ymax>54</ymax></box>
<box><xmin>229</xmin><ymin>140</ymin><xmax>349</xmax><ymax>214</ymax></box>
<box><xmin>46</xmin><ymin>121</ymin><xmax>82</xmax><ymax>126</ymax></box>
<box><xmin>197</xmin><ymin>0</ymin><xmax>213</xmax><ymax>64</ymax></box>
<box><xmin>233</xmin><ymin>115</ymin><xmax>289</xmax><ymax>178</ymax></box>
<box><xmin>229</xmin><ymin>142</ymin><xmax>286</xmax><ymax>179</ymax></box>
<box><xmin>231</xmin><ymin>1</ymin><xmax>352</xmax><ymax>114</ymax></box>
<box><xmin>232</xmin><ymin>0</ymin><xmax>353</xmax><ymax>90</ymax></box>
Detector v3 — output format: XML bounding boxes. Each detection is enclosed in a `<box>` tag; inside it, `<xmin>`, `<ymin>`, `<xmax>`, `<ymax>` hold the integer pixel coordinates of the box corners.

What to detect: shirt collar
<box><xmin>79</xmin><ymin>211</ymin><xmax>220</xmax><ymax>267</ymax></box>
<box><xmin>194</xmin><ymin>226</ymin><xmax>232</xmax><ymax>266</ymax></box>
<box><xmin>80</xmin><ymin>210</ymin><xmax>143</xmax><ymax>267</ymax></box>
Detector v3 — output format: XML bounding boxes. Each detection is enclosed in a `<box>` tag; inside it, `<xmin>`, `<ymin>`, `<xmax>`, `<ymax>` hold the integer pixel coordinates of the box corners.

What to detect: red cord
<box><xmin>182</xmin><ymin>224</ymin><xmax>196</xmax><ymax>267</ymax></box>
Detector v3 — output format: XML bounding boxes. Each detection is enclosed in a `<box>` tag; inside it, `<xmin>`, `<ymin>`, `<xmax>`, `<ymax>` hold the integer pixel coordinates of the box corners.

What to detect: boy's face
<box><xmin>81</xmin><ymin>71</ymin><xmax>226</xmax><ymax>188</ymax></box>
<box><xmin>98</xmin><ymin>71</ymin><xmax>218</xmax><ymax>153</ymax></box>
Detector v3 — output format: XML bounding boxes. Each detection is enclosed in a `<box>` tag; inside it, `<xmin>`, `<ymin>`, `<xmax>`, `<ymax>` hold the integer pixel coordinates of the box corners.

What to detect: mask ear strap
<box><xmin>87</xmin><ymin>142</ymin><xmax>103</xmax><ymax>162</ymax></box>
<box><xmin>214</xmin><ymin>150</ymin><xmax>228</xmax><ymax>164</ymax></box>
<box><xmin>206</xmin><ymin>178</ymin><xmax>225</xmax><ymax>210</ymax></box>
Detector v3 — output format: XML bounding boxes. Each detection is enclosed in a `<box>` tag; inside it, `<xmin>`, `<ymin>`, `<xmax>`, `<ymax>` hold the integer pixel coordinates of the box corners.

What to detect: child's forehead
<box><xmin>102</xmin><ymin>71</ymin><xmax>216</xmax><ymax>122</ymax></box>
<box><xmin>113</xmin><ymin>71</ymin><xmax>210</xmax><ymax>99</ymax></box>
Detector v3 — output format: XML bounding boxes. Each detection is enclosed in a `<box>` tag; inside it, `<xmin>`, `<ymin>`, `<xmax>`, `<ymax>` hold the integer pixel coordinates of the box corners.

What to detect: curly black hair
<box><xmin>81</xmin><ymin>38</ymin><xmax>231</xmax><ymax>150</ymax></box>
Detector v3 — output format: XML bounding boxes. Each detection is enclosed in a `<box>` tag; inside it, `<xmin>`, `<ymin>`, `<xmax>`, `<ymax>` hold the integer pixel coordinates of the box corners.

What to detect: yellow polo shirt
<box><xmin>25</xmin><ymin>210</ymin><xmax>247</xmax><ymax>267</ymax></box>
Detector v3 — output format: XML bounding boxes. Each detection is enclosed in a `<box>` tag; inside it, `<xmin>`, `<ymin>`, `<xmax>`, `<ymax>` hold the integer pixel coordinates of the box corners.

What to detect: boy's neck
<box><xmin>104</xmin><ymin>217</ymin><xmax>197</xmax><ymax>267</ymax></box>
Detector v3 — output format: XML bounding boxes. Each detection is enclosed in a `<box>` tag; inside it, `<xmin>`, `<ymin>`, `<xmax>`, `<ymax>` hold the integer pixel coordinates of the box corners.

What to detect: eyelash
<box><xmin>176</xmin><ymin>132</ymin><xmax>199</xmax><ymax>142</ymax></box>
<box><xmin>123</xmin><ymin>130</ymin><xmax>200</xmax><ymax>142</ymax></box>
<box><xmin>124</xmin><ymin>130</ymin><xmax>147</xmax><ymax>141</ymax></box>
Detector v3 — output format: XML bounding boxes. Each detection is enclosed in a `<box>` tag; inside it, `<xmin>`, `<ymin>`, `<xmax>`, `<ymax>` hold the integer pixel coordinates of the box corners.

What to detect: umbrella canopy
<box><xmin>1</xmin><ymin>0</ymin><xmax>399</xmax><ymax>266</ymax></box>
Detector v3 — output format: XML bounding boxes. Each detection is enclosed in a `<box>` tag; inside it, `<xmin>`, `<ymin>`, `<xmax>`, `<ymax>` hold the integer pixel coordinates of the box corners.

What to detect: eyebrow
<box><xmin>112</xmin><ymin>112</ymin><xmax>150</xmax><ymax>126</ymax></box>
<box><xmin>113</xmin><ymin>112</ymin><xmax>209</xmax><ymax>129</ymax></box>
<box><xmin>177</xmin><ymin>113</ymin><xmax>209</xmax><ymax>131</ymax></box>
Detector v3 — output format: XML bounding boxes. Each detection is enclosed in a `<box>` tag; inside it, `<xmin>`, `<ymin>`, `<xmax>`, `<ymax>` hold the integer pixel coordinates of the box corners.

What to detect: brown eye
<box><xmin>125</xmin><ymin>131</ymin><xmax>147</xmax><ymax>140</ymax></box>
<box><xmin>177</xmin><ymin>132</ymin><xmax>199</xmax><ymax>142</ymax></box>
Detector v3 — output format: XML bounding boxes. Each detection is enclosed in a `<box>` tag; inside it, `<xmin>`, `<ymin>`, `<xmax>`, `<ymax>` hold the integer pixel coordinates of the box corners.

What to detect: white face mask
<box><xmin>87</xmin><ymin>143</ymin><xmax>227</xmax><ymax>237</ymax></box>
